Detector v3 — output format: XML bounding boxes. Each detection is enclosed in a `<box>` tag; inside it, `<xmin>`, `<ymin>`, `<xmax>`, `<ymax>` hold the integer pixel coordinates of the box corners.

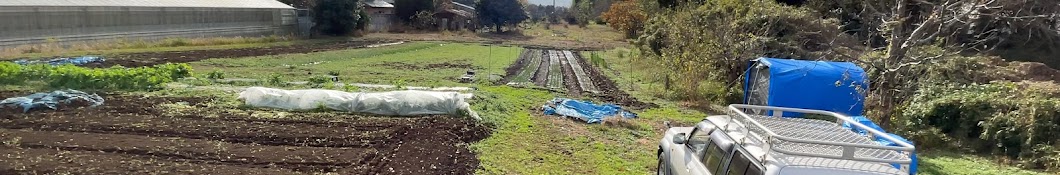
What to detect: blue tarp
<box><xmin>14</xmin><ymin>56</ymin><xmax>105</xmax><ymax>66</ymax></box>
<box><xmin>743</xmin><ymin>58</ymin><xmax>868</xmax><ymax>117</ymax></box>
<box><xmin>0</xmin><ymin>90</ymin><xmax>104</xmax><ymax>113</ymax></box>
<box><xmin>842</xmin><ymin>115</ymin><xmax>919</xmax><ymax>175</ymax></box>
<box><xmin>542</xmin><ymin>98</ymin><xmax>636</xmax><ymax>123</ymax></box>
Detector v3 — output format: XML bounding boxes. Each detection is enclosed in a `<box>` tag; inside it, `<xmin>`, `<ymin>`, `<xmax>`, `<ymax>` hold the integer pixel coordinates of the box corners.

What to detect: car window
<box><xmin>726</xmin><ymin>150</ymin><xmax>762</xmax><ymax>175</ymax></box>
<box><xmin>685</xmin><ymin>129</ymin><xmax>711</xmax><ymax>157</ymax></box>
<box><xmin>703</xmin><ymin>142</ymin><xmax>725</xmax><ymax>174</ymax></box>
<box><xmin>746</xmin><ymin>163</ymin><xmax>763</xmax><ymax>175</ymax></box>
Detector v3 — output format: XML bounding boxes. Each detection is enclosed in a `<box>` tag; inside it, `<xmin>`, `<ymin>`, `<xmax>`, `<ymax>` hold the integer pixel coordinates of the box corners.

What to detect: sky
<box><xmin>527</xmin><ymin>0</ymin><xmax>572</xmax><ymax>7</ymax></box>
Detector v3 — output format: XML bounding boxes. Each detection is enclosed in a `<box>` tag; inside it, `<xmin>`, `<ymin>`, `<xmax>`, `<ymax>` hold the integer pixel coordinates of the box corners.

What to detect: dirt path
<box><xmin>0</xmin><ymin>91</ymin><xmax>487</xmax><ymax>175</ymax></box>
<box><xmin>532</xmin><ymin>50</ymin><xmax>551</xmax><ymax>86</ymax></box>
<box><xmin>82</xmin><ymin>39</ymin><xmax>393</xmax><ymax>68</ymax></box>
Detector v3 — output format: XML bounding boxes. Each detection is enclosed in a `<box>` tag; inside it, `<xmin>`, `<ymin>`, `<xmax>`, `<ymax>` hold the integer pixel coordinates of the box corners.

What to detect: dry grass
<box><xmin>362</xmin><ymin>23</ymin><xmax>629</xmax><ymax>50</ymax></box>
<box><xmin>0</xmin><ymin>36</ymin><xmax>291</xmax><ymax>59</ymax></box>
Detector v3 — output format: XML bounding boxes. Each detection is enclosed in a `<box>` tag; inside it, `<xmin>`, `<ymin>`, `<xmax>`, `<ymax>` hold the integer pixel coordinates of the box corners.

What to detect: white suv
<box><xmin>658</xmin><ymin>104</ymin><xmax>915</xmax><ymax>175</ymax></box>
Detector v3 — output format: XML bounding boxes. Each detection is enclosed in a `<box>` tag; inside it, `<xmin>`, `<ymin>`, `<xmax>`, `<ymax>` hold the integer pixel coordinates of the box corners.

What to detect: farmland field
<box><xmin>0</xmin><ymin>28</ymin><xmax>1051</xmax><ymax>174</ymax></box>
<box><xmin>0</xmin><ymin>91</ymin><xmax>488</xmax><ymax>174</ymax></box>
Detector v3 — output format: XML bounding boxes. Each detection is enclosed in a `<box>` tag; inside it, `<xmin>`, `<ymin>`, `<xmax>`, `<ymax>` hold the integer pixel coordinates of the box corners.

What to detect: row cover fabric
<box><xmin>238</xmin><ymin>87</ymin><xmax>479</xmax><ymax>119</ymax></box>
<box><xmin>842</xmin><ymin>115</ymin><xmax>918</xmax><ymax>175</ymax></box>
<box><xmin>743</xmin><ymin>58</ymin><xmax>868</xmax><ymax>117</ymax></box>
<box><xmin>14</xmin><ymin>56</ymin><xmax>105</xmax><ymax>66</ymax></box>
<box><xmin>0</xmin><ymin>90</ymin><xmax>104</xmax><ymax>113</ymax></box>
<box><xmin>542</xmin><ymin>98</ymin><xmax>636</xmax><ymax>123</ymax></box>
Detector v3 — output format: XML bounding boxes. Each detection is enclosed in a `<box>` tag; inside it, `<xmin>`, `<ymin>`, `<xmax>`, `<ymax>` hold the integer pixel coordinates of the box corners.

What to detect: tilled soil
<box><xmin>532</xmin><ymin>50</ymin><xmax>551</xmax><ymax>86</ymax></box>
<box><xmin>0</xmin><ymin>91</ymin><xmax>488</xmax><ymax>175</ymax></box>
<box><xmin>82</xmin><ymin>40</ymin><xmax>394</xmax><ymax>68</ymax></box>
<box><xmin>556</xmin><ymin>51</ymin><xmax>583</xmax><ymax>96</ymax></box>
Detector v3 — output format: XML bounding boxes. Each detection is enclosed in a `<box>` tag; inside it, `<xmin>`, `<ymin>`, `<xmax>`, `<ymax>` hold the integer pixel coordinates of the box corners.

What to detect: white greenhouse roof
<box><xmin>0</xmin><ymin>0</ymin><xmax>295</xmax><ymax>9</ymax></box>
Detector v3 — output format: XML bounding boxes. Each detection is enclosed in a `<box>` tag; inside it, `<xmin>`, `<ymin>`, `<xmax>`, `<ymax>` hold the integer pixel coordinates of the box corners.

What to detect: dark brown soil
<box><xmin>83</xmin><ymin>40</ymin><xmax>393</xmax><ymax>68</ymax></box>
<box><xmin>573</xmin><ymin>52</ymin><xmax>657</xmax><ymax>110</ymax></box>
<box><xmin>557</xmin><ymin>51</ymin><xmax>583</xmax><ymax>96</ymax></box>
<box><xmin>532</xmin><ymin>50</ymin><xmax>551</xmax><ymax>86</ymax></box>
<box><xmin>0</xmin><ymin>91</ymin><xmax>488</xmax><ymax>175</ymax></box>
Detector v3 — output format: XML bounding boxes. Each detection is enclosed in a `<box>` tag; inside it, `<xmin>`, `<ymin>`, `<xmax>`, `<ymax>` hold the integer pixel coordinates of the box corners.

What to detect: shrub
<box><xmin>901</xmin><ymin>82</ymin><xmax>1060</xmax><ymax>169</ymax></box>
<box><xmin>635</xmin><ymin>0</ymin><xmax>857</xmax><ymax>105</ymax></box>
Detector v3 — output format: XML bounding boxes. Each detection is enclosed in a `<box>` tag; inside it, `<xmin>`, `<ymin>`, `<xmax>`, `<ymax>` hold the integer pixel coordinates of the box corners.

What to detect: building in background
<box><xmin>0</xmin><ymin>0</ymin><xmax>298</xmax><ymax>48</ymax></box>
<box><xmin>434</xmin><ymin>0</ymin><xmax>476</xmax><ymax>31</ymax></box>
<box><xmin>363</xmin><ymin>0</ymin><xmax>395</xmax><ymax>32</ymax></box>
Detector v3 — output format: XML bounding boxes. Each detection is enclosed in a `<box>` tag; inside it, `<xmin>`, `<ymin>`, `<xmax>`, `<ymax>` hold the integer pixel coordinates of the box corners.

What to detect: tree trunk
<box><xmin>877</xmin><ymin>0</ymin><xmax>910</xmax><ymax>130</ymax></box>
<box><xmin>495</xmin><ymin>25</ymin><xmax>501</xmax><ymax>33</ymax></box>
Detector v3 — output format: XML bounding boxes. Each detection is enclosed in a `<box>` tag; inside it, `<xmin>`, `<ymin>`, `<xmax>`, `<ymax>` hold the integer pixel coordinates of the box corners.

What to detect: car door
<box><xmin>673</xmin><ymin>127</ymin><xmax>711</xmax><ymax>175</ymax></box>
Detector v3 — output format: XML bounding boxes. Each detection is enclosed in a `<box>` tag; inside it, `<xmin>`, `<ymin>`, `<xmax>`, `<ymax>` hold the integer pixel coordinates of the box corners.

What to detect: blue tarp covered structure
<box><xmin>14</xmin><ymin>56</ymin><xmax>105</xmax><ymax>66</ymax></box>
<box><xmin>542</xmin><ymin>98</ymin><xmax>636</xmax><ymax>123</ymax></box>
<box><xmin>0</xmin><ymin>90</ymin><xmax>104</xmax><ymax>113</ymax></box>
<box><xmin>743</xmin><ymin>58</ymin><xmax>868</xmax><ymax>117</ymax></box>
<box><xmin>742</xmin><ymin>58</ymin><xmax>916</xmax><ymax>174</ymax></box>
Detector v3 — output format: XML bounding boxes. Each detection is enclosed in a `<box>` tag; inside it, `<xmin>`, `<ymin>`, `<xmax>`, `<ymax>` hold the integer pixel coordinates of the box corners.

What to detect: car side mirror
<box><xmin>673</xmin><ymin>133</ymin><xmax>687</xmax><ymax>144</ymax></box>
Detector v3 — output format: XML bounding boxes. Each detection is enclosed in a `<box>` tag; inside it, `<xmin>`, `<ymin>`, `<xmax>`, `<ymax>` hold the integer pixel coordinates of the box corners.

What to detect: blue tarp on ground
<box><xmin>0</xmin><ymin>90</ymin><xmax>104</xmax><ymax>113</ymax></box>
<box><xmin>542</xmin><ymin>98</ymin><xmax>636</xmax><ymax>123</ymax></box>
<box><xmin>842</xmin><ymin>115</ymin><xmax>919</xmax><ymax>175</ymax></box>
<box><xmin>743</xmin><ymin>58</ymin><xmax>869</xmax><ymax>117</ymax></box>
<box><xmin>14</xmin><ymin>56</ymin><xmax>105</xmax><ymax>66</ymax></box>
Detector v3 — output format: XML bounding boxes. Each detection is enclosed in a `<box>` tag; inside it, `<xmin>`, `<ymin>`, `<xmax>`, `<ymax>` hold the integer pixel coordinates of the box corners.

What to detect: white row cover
<box><xmin>239</xmin><ymin>87</ymin><xmax>479</xmax><ymax>119</ymax></box>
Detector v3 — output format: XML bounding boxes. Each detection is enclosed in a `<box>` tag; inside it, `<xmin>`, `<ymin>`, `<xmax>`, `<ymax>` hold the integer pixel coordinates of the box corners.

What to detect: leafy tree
<box><xmin>313</xmin><ymin>0</ymin><xmax>361</xmax><ymax>35</ymax></box>
<box><xmin>356</xmin><ymin>10</ymin><xmax>371</xmax><ymax>30</ymax></box>
<box><xmin>411</xmin><ymin>11</ymin><xmax>436</xmax><ymax>29</ymax></box>
<box><xmin>600</xmin><ymin>0</ymin><xmax>645</xmax><ymax>38</ymax></box>
<box><xmin>571</xmin><ymin>0</ymin><xmax>593</xmax><ymax>26</ymax></box>
<box><xmin>476</xmin><ymin>0</ymin><xmax>529</xmax><ymax>33</ymax></box>
<box><xmin>395</xmin><ymin>0</ymin><xmax>435</xmax><ymax>23</ymax></box>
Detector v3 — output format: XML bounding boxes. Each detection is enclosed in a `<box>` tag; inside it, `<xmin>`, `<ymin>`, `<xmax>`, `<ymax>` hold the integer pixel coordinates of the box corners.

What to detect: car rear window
<box><xmin>726</xmin><ymin>150</ymin><xmax>762</xmax><ymax>175</ymax></box>
<box><xmin>703</xmin><ymin>142</ymin><xmax>725</xmax><ymax>174</ymax></box>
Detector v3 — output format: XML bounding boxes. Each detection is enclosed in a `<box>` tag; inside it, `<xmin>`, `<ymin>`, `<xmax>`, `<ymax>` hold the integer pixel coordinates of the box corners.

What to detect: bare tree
<box><xmin>870</xmin><ymin>0</ymin><xmax>1060</xmax><ymax>128</ymax></box>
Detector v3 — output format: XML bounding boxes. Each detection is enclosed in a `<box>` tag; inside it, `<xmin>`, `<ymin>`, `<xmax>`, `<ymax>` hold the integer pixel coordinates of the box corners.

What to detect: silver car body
<box><xmin>658</xmin><ymin>105</ymin><xmax>915</xmax><ymax>175</ymax></box>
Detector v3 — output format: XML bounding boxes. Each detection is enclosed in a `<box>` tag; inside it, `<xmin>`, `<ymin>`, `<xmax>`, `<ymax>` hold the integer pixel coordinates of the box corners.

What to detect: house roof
<box><xmin>364</xmin><ymin>0</ymin><xmax>394</xmax><ymax>8</ymax></box>
<box><xmin>0</xmin><ymin>0</ymin><xmax>294</xmax><ymax>9</ymax></box>
<box><xmin>437</xmin><ymin>9</ymin><xmax>473</xmax><ymax>18</ymax></box>
<box><xmin>453</xmin><ymin>2</ymin><xmax>474</xmax><ymax>10</ymax></box>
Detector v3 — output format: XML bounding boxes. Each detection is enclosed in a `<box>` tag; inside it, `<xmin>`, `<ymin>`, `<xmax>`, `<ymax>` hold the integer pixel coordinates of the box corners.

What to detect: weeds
<box><xmin>267</xmin><ymin>74</ymin><xmax>286</xmax><ymax>86</ymax></box>
<box><xmin>206</xmin><ymin>70</ymin><xmax>225</xmax><ymax>80</ymax></box>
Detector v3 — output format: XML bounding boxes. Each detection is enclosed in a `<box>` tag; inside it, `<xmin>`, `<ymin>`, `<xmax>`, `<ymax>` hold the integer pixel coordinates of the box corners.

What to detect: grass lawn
<box><xmin>919</xmin><ymin>151</ymin><xmax>1048</xmax><ymax>175</ymax></box>
<box><xmin>471</xmin><ymin>86</ymin><xmax>705</xmax><ymax>174</ymax></box>
<box><xmin>190</xmin><ymin>42</ymin><xmax>522</xmax><ymax>87</ymax></box>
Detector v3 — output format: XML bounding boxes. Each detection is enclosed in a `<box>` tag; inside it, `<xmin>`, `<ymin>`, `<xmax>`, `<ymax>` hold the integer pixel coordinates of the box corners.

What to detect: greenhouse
<box><xmin>0</xmin><ymin>0</ymin><xmax>298</xmax><ymax>48</ymax></box>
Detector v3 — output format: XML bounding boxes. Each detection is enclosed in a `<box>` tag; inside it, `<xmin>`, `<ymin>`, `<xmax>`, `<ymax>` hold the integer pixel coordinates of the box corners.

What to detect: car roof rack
<box><xmin>723</xmin><ymin>104</ymin><xmax>916</xmax><ymax>171</ymax></box>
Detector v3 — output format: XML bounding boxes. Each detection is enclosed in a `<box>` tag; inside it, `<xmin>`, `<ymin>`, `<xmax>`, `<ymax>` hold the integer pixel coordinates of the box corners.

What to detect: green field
<box><xmin>191</xmin><ymin>42</ymin><xmax>521</xmax><ymax>87</ymax></box>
